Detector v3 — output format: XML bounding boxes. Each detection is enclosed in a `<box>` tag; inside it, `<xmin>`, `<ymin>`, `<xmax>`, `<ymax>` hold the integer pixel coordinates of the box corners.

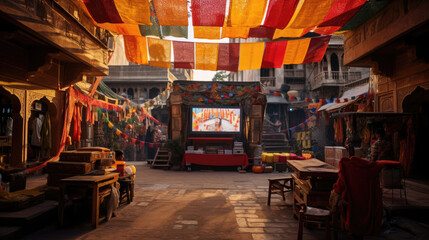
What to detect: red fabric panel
<box><xmin>191</xmin><ymin>0</ymin><xmax>227</xmax><ymax>27</ymax></box>
<box><xmin>173</xmin><ymin>41</ymin><xmax>195</xmax><ymax>69</ymax></box>
<box><xmin>318</xmin><ymin>0</ymin><xmax>366</xmax><ymax>27</ymax></box>
<box><xmin>83</xmin><ymin>0</ymin><xmax>123</xmax><ymax>23</ymax></box>
<box><xmin>182</xmin><ymin>153</ymin><xmax>249</xmax><ymax>167</ymax></box>
<box><xmin>262</xmin><ymin>0</ymin><xmax>299</xmax><ymax>29</ymax></box>
<box><xmin>261</xmin><ymin>41</ymin><xmax>287</xmax><ymax>68</ymax></box>
<box><xmin>217</xmin><ymin>43</ymin><xmax>240</xmax><ymax>72</ymax></box>
<box><xmin>333</xmin><ymin>157</ymin><xmax>384</xmax><ymax>236</ymax></box>
<box><xmin>248</xmin><ymin>27</ymin><xmax>275</xmax><ymax>39</ymax></box>
<box><xmin>302</xmin><ymin>36</ymin><xmax>331</xmax><ymax>64</ymax></box>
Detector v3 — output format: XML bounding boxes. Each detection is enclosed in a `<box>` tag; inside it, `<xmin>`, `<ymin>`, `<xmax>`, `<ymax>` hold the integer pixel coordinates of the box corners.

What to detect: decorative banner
<box><xmin>286</xmin><ymin>0</ymin><xmax>335</xmax><ymax>29</ymax></box>
<box><xmin>193</xmin><ymin>26</ymin><xmax>221</xmax><ymax>39</ymax></box>
<box><xmin>303</xmin><ymin>36</ymin><xmax>331</xmax><ymax>63</ymax></box>
<box><xmin>261</xmin><ymin>41</ymin><xmax>287</xmax><ymax>68</ymax></box>
<box><xmin>148</xmin><ymin>38</ymin><xmax>171</xmax><ymax>68</ymax></box>
<box><xmin>123</xmin><ymin>35</ymin><xmax>148</xmax><ymax>65</ymax></box>
<box><xmin>221</xmin><ymin>26</ymin><xmax>249</xmax><ymax>39</ymax></box>
<box><xmin>173</xmin><ymin>41</ymin><xmax>194</xmax><ymax>69</ymax></box>
<box><xmin>248</xmin><ymin>27</ymin><xmax>275</xmax><ymax>39</ymax></box>
<box><xmin>226</xmin><ymin>0</ymin><xmax>268</xmax><ymax>28</ymax></box>
<box><xmin>191</xmin><ymin>0</ymin><xmax>227</xmax><ymax>27</ymax></box>
<box><xmin>114</xmin><ymin>0</ymin><xmax>151</xmax><ymax>24</ymax></box>
<box><xmin>83</xmin><ymin>0</ymin><xmax>123</xmax><ymax>24</ymax></box>
<box><xmin>283</xmin><ymin>38</ymin><xmax>311</xmax><ymax>65</ymax></box>
<box><xmin>263</xmin><ymin>0</ymin><xmax>299</xmax><ymax>29</ymax></box>
<box><xmin>152</xmin><ymin>0</ymin><xmax>188</xmax><ymax>26</ymax></box>
<box><xmin>195</xmin><ymin>43</ymin><xmax>219</xmax><ymax>71</ymax></box>
<box><xmin>238</xmin><ymin>42</ymin><xmax>265</xmax><ymax>71</ymax></box>
<box><xmin>217</xmin><ymin>43</ymin><xmax>240</xmax><ymax>72</ymax></box>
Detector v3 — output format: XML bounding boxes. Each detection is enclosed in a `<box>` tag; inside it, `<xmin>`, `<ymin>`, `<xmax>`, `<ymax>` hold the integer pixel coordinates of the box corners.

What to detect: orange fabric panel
<box><xmin>153</xmin><ymin>0</ymin><xmax>188</xmax><ymax>26</ymax></box>
<box><xmin>115</xmin><ymin>0</ymin><xmax>151</xmax><ymax>24</ymax></box>
<box><xmin>148</xmin><ymin>38</ymin><xmax>171</xmax><ymax>68</ymax></box>
<box><xmin>238</xmin><ymin>42</ymin><xmax>265</xmax><ymax>71</ymax></box>
<box><xmin>123</xmin><ymin>35</ymin><xmax>148</xmax><ymax>65</ymax></box>
<box><xmin>227</xmin><ymin>0</ymin><xmax>268</xmax><ymax>27</ymax></box>
<box><xmin>221</xmin><ymin>27</ymin><xmax>249</xmax><ymax>39</ymax></box>
<box><xmin>195</xmin><ymin>43</ymin><xmax>219</xmax><ymax>71</ymax></box>
<box><xmin>115</xmin><ymin>24</ymin><xmax>142</xmax><ymax>36</ymax></box>
<box><xmin>283</xmin><ymin>38</ymin><xmax>311</xmax><ymax>65</ymax></box>
<box><xmin>287</xmin><ymin>0</ymin><xmax>335</xmax><ymax>29</ymax></box>
<box><xmin>272</xmin><ymin>27</ymin><xmax>311</xmax><ymax>39</ymax></box>
<box><xmin>193</xmin><ymin>27</ymin><xmax>221</xmax><ymax>39</ymax></box>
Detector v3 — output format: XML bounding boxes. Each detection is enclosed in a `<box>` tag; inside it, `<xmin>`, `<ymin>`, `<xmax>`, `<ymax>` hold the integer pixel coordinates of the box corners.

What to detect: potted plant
<box><xmin>166</xmin><ymin>138</ymin><xmax>184</xmax><ymax>169</ymax></box>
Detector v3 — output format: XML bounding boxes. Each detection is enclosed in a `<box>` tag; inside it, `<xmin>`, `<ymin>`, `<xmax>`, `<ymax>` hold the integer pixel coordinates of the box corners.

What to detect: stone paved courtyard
<box><xmin>23</xmin><ymin>162</ymin><xmax>429</xmax><ymax>240</ymax></box>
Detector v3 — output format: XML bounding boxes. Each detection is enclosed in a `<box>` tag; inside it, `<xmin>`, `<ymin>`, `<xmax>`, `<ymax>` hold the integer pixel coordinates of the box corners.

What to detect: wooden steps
<box><xmin>151</xmin><ymin>147</ymin><xmax>171</xmax><ymax>169</ymax></box>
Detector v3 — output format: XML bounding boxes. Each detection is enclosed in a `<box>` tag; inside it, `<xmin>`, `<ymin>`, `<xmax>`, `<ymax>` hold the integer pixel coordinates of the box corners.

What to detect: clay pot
<box><xmin>252</xmin><ymin>165</ymin><xmax>264</xmax><ymax>173</ymax></box>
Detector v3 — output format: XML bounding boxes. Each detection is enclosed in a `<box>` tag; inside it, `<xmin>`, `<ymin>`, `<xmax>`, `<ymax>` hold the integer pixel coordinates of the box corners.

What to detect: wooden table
<box><xmin>287</xmin><ymin>159</ymin><xmax>338</xmax><ymax>217</ymax></box>
<box><xmin>58</xmin><ymin>173</ymin><xmax>119</xmax><ymax>228</ymax></box>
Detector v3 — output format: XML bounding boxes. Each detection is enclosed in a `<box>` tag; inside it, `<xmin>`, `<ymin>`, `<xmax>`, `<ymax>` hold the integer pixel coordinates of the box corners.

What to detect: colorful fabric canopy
<box><xmin>263</xmin><ymin>0</ymin><xmax>299</xmax><ymax>29</ymax></box>
<box><xmin>196</xmin><ymin>43</ymin><xmax>219</xmax><ymax>71</ymax></box>
<box><xmin>152</xmin><ymin>0</ymin><xmax>188</xmax><ymax>26</ymax></box>
<box><xmin>217</xmin><ymin>43</ymin><xmax>240</xmax><ymax>72</ymax></box>
<box><xmin>226</xmin><ymin>0</ymin><xmax>268</xmax><ymax>28</ymax></box>
<box><xmin>238</xmin><ymin>42</ymin><xmax>265</xmax><ymax>71</ymax></box>
<box><xmin>173</xmin><ymin>41</ymin><xmax>194</xmax><ymax>69</ymax></box>
<box><xmin>123</xmin><ymin>35</ymin><xmax>148</xmax><ymax>65</ymax></box>
<box><xmin>261</xmin><ymin>41</ymin><xmax>288</xmax><ymax>69</ymax></box>
<box><xmin>148</xmin><ymin>38</ymin><xmax>171</xmax><ymax>68</ymax></box>
<box><xmin>194</xmin><ymin>27</ymin><xmax>221</xmax><ymax>39</ymax></box>
<box><xmin>191</xmin><ymin>0</ymin><xmax>227</xmax><ymax>27</ymax></box>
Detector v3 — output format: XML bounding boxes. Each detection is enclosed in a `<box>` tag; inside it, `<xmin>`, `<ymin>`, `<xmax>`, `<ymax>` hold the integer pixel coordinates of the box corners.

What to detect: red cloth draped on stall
<box><xmin>72</xmin><ymin>104</ymin><xmax>82</xmax><ymax>142</ymax></box>
<box><xmin>333</xmin><ymin>157</ymin><xmax>386</xmax><ymax>236</ymax></box>
<box><xmin>191</xmin><ymin>0</ymin><xmax>227</xmax><ymax>27</ymax></box>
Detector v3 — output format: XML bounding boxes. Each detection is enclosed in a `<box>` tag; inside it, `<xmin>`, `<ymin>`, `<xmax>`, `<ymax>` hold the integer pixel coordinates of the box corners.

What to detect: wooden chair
<box><xmin>267</xmin><ymin>176</ymin><xmax>293</xmax><ymax>205</ymax></box>
<box><xmin>297</xmin><ymin>203</ymin><xmax>337</xmax><ymax>240</ymax></box>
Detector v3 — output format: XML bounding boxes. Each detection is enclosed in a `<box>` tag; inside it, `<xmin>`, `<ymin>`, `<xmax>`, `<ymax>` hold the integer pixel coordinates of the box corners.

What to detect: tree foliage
<box><xmin>212</xmin><ymin>71</ymin><xmax>229</xmax><ymax>81</ymax></box>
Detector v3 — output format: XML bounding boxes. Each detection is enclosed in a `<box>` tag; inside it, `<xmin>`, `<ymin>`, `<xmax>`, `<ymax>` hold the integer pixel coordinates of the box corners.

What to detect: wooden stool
<box><xmin>267</xmin><ymin>177</ymin><xmax>293</xmax><ymax>205</ymax></box>
<box><xmin>119</xmin><ymin>179</ymin><xmax>134</xmax><ymax>204</ymax></box>
<box><xmin>297</xmin><ymin>204</ymin><xmax>337</xmax><ymax>240</ymax></box>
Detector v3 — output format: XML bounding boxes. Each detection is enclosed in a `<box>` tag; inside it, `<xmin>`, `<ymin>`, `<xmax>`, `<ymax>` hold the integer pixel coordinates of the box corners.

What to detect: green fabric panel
<box><xmin>161</xmin><ymin>26</ymin><xmax>188</xmax><ymax>38</ymax></box>
<box><xmin>139</xmin><ymin>16</ymin><xmax>162</xmax><ymax>38</ymax></box>
<box><xmin>339</xmin><ymin>0</ymin><xmax>390</xmax><ymax>31</ymax></box>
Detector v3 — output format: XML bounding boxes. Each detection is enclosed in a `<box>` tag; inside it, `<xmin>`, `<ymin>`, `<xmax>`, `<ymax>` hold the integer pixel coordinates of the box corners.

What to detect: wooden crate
<box><xmin>59</xmin><ymin>151</ymin><xmax>101</xmax><ymax>163</ymax></box>
<box><xmin>46</xmin><ymin>161</ymin><xmax>93</xmax><ymax>174</ymax></box>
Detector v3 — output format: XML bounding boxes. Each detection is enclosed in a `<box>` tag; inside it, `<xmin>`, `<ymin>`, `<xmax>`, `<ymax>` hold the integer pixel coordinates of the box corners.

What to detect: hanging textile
<box><xmin>123</xmin><ymin>35</ymin><xmax>148</xmax><ymax>65</ymax></box>
<box><xmin>152</xmin><ymin>0</ymin><xmax>188</xmax><ymax>26</ymax></box>
<box><xmin>114</xmin><ymin>0</ymin><xmax>151</xmax><ymax>24</ymax></box>
<box><xmin>272</xmin><ymin>27</ymin><xmax>311</xmax><ymax>39</ymax></box>
<box><xmin>248</xmin><ymin>27</ymin><xmax>275</xmax><ymax>39</ymax></box>
<box><xmin>221</xmin><ymin>27</ymin><xmax>249</xmax><ymax>39</ymax></box>
<box><xmin>303</xmin><ymin>36</ymin><xmax>331</xmax><ymax>63</ymax></box>
<box><xmin>72</xmin><ymin>104</ymin><xmax>82</xmax><ymax>142</ymax></box>
<box><xmin>82</xmin><ymin>0</ymin><xmax>123</xmax><ymax>23</ymax></box>
<box><xmin>161</xmin><ymin>26</ymin><xmax>188</xmax><ymax>38</ymax></box>
<box><xmin>283</xmin><ymin>38</ymin><xmax>311</xmax><ymax>65</ymax></box>
<box><xmin>287</xmin><ymin>0</ymin><xmax>335</xmax><ymax>29</ymax></box>
<box><xmin>114</xmin><ymin>24</ymin><xmax>141</xmax><ymax>36</ymax></box>
<box><xmin>263</xmin><ymin>0</ymin><xmax>299</xmax><ymax>29</ymax></box>
<box><xmin>217</xmin><ymin>43</ymin><xmax>240</xmax><ymax>72</ymax></box>
<box><xmin>191</xmin><ymin>0</ymin><xmax>227</xmax><ymax>27</ymax></box>
<box><xmin>314</xmin><ymin>0</ymin><xmax>366</xmax><ymax>35</ymax></box>
<box><xmin>148</xmin><ymin>38</ymin><xmax>171</xmax><ymax>68</ymax></box>
<box><xmin>40</xmin><ymin>114</ymin><xmax>51</xmax><ymax>158</ymax></box>
<box><xmin>339</xmin><ymin>1</ymin><xmax>390</xmax><ymax>31</ymax></box>
<box><xmin>195</xmin><ymin>43</ymin><xmax>219</xmax><ymax>71</ymax></box>
<box><xmin>139</xmin><ymin>16</ymin><xmax>162</xmax><ymax>37</ymax></box>
<box><xmin>261</xmin><ymin>41</ymin><xmax>287</xmax><ymax>69</ymax></box>
<box><xmin>193</xmin><ymin>27</ymin><xmax>221</xmax><ymax>39</ymax></box>
<box><xmin>238</xmin><ymin>42</ymin><xmax>265</xmax><ymax>71</ymax></box>
<box><xmin>226</xmin><ymin>0</ymin><xmax>268</xmax><ymax>28</ymax></box>
<box><xmin>173</xmin><ymin>41</ymin><xmax>194</xmax><ymax>69</ymax></box>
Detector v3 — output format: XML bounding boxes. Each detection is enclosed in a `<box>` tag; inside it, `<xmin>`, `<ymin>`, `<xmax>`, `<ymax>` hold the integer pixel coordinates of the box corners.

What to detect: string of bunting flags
<box><xmin>103</xmin><ymin>114</ymin><xmax>161</xmax><ymax>149</ymax></box>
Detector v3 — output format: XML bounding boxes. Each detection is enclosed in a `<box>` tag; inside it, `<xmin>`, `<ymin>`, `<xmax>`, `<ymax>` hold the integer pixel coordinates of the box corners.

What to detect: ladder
<box><xmin>151</xmin><ymin>147</ymin><xmax>171</xmax><ymax>169</ymax></box>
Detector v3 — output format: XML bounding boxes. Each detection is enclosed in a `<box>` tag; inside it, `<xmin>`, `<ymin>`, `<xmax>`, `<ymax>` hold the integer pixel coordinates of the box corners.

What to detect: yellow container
<box><xmin>265</xmin><ymin>153</ymin><xmax>274</xmax><ymax>163</ymax></box>
<box><xmin>273</xmin><ymin>153</ymin><xmax>280</xmax><ymax>163</ymax></box>
<box><xmin>262</xmin><ymin>152</ymin><xmax>268</xmax><ymax>163</ymax></box>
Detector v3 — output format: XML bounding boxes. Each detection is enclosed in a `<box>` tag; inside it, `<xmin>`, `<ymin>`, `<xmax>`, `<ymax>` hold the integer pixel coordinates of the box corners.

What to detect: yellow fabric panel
<box><xmin>227</xmin><ymin>0</ymin><xmax>268</xmax><ymax>28</ymax></box>
<box><xmin>153</xmin><ymin>0</ymin><xmax>188</xmax><ymax>26</ymax></box>
<box><xmin>195</xmin><ymin>43</ymin><xmax>219</xmax><ymax>71</ymax></box>
<box><xmin>193</xmin><ymin>27</ymin><xmax>221</xmax><ymax>39</ymax></box>
<box><xmin>123</xmin><ymin>36</ymin><xmax>148</xmax><ymax>65</ymax></box>
<box><xmin>221</xmin><ymin>27</ymin><xmax>249</xmax><ymax>39</ymax></box>
<box><xmin>283</xmin><ymin>38</ymin><xmax>311</xmax><ymax>65</ymax></box>
<box><xmin>148</xmin><ymin>38</ymin><xmax>171</xmax><ymax>68</ymax></box>
<box><xmin>238</xmin><ymin>42</ymin><xmax>265</xmax><ymax>71</ymax></box>
<box><xmin>272</xmin><ymin>27</ymin><xmax>310</xmax><ymax>39</ymax></box>
<box><xmin>115</xmin><ymin>0</ymin><xmax>151</xmax><ymax>24</ymax></box>
<box><xmin>287</xmin><ymin>0</ymin><xmax>335</xmax><ymax>29</ymax></box>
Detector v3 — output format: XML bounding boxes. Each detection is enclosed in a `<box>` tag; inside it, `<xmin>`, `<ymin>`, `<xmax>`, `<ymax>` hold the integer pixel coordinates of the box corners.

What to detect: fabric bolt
<box><xmin>238</xmin><ymin>42</ymin><xmax>265</xmax><ymax>71</ymax></box>
<box><xmin>287</xmin><ymin>0</ymin><xmax>335</xmax><ymax>29</ymax></box>
<box><xmin>192</xmin><ymin>0</ymin><xmax>227</xmax><ymax>27</ymax></box>
<box><xmin>272</xmin><ymin>27</ymin><xmax>311</xmax><ymax>39</ymax></box>
<box><xmin>248</xmin><ymin>27</ymin><xmax>275</xmax><ymax>39</ymax></box>
<box><xmin>83</xmin><ymin>0</ymin><xmax>123</xmax><ymax>23</ymax></box>
<box><xmin>317</xmin><ymin>0</ymin><xmax>366</xmax><ymax>27</ymax></box>
<box><xmin>173</xmin><ymin>41</ymin><xmax>194</xmax><ymax>69</ymax></box>
<box><xmin>123</xmin><ymin>35</ymin><xmax>148</xmax><ymax>65</ymax></box>
<box><xmin>226</xmin><ymin>0</ymin><xmax>268</xmax><ymax>28</ymax></box>
<box><xmin>217</xmin><ymin>43</ymin><xmax>240</xmax><ymax>72</ymax></box>
<box><xmin>195</xmin><ymin>43</ymin><xmax>219</xmax><ymax>71</ymax></box>
<box><xmin>263</xmin><ymin>0</ymin><xmax>299</xmax><ymax>29</ymax></box>
<box><xmin>261</xmin><ymin>41</ymin><xmax>288</xmax><ymax>68</ymax></box>
<box><xmin>193</xmin><ymin>26</ymin><xmax>221</xmax><ymax>39</ymax></box>
<box><xmin>161</xmin><ymin>26</ymin><xmax>188</xmax><ymax>38</ymax></box>
<box><xmin>114</xmin><ymin>0</ymin><xmax>151</xmax><ymax>24</ymax></box>
<box><xmin>153</xmin><ymin>0</ymin><xmax>188</xmax><ymax>26</ymax></box>
<box><xmin>283</xmin><ymin>38</ymin><xmax>311</xmax><ymax>65</ymax></box>
<box><xmin>303</xmin><ymin>36</ymin><xmax>331</xmax><ymax>63</ymax></box>
<box><xmin>221</xmin><ymin>27</ymin><xmax>249</xmax><ymax>39</ymax></box>
<box><xmin>148</xmin><ymin>38</ymin><xmax>171</xmax><ymax>68</ymax></box>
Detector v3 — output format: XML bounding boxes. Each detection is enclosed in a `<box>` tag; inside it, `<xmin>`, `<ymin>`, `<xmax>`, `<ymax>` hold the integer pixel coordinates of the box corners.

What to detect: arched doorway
<box><xmin>149</xmin><ymin>87</ymin><xmax>160</xmax><ymax>99</ymax></box>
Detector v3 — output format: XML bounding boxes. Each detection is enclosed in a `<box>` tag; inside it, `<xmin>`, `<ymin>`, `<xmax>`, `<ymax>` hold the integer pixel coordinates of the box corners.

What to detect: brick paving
<box><xmin>23</xmin><ymin>162</ymin><xmax>429</xmax><ymax>240</ymax></box>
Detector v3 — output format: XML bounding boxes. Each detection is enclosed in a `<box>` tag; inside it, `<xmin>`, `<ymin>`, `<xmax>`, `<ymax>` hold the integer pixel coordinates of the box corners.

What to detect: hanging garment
<box><xmin>31</xmin><ymin>115</ymin><xmax>43</xmax><ymax>147</ymax></box>
<box><xmin>40</xmin><ymin>114</ymin><xmax>52</xmax><ymax>157</ymax></box>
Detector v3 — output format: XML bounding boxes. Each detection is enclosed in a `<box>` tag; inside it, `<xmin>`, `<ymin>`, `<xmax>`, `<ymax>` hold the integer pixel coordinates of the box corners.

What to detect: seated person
<box><xmin>115</xmin><ymin>150</ymin><xmax>124</xmax><ymax>161</ymax></box>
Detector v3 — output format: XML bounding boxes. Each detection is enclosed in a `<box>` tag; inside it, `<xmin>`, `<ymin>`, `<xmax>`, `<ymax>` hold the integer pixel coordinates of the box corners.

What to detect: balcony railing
<box><xmin>260</xmin><ymin>76</ymin><xmax>276</xmax><ymax>87</ymax></box>
<box><xmin>310</xmin><ymin>71</ymin><xmax>362</xmax><ymax>90</ymax></box>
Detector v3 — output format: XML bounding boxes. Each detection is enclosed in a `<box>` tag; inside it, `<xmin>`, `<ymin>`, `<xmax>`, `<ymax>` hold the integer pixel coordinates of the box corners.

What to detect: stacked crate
<box><xmin>46</xmin><ymin>151</ymin><xmax>112</xmax><ymax>186</ymax></box>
